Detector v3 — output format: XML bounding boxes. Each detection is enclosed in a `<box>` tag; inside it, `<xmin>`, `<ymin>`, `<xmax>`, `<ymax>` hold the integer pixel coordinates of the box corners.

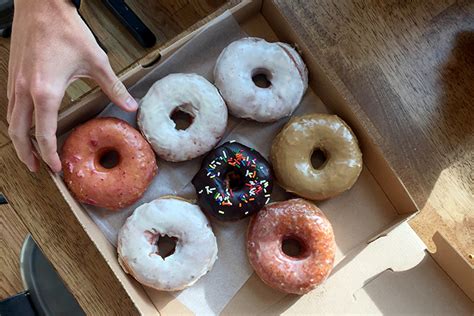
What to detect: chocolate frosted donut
<box><xmin>271</xmin><ymin>114</ymin><xmax>362</xmax><ymax>200</ymax></box>
<box><xmin>192</xmin><ymin>141</ymin><xmax>273</xmax><ymax>221</ymax></box>
<box><xmin>247</xmin><ymin>198</ymin><xmax>336</xmax><ymax>295</ymax></box>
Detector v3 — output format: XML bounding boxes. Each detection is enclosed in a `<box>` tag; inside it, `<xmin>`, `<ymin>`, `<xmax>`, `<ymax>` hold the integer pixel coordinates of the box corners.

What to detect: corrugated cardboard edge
<box><xmin>430</xmin><ymin>232</ymin><xmax>474</xmax><ymax>302</ymax></box>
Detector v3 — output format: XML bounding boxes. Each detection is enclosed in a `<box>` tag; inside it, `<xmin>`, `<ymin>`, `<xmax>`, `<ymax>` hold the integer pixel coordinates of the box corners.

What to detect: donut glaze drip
<box><xmin>192</xmin><ymin>141</ymin><xmax>273</xmax><ymax>221</ymax></box>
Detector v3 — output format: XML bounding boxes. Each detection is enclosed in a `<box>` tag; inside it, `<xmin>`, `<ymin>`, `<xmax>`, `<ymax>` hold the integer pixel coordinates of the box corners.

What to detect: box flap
<box><xmin>223</xmin><ymin>223</ymin><xmax>473</xmax><ymax>314</ymax></box>
<box><xmin>430</xmin><ymin>232</ymin><xmax>474</xmax><ymax>301</ymax></box>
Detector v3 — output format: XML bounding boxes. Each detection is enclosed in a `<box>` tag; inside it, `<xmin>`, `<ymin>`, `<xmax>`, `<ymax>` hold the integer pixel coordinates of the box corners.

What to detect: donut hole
<box><xmin>225</xmin><ymin>168</ymin><xmax>245</xmax><ymax>191</ymax></box>
<box><xmin>98</xmin><ymin>149</ymin><xmax>120</xmax><ymax>169</ymax></box>
<box><xmin>170</xmin><ymin>106</ymin><xmax>194</xmax><ymax>130</ymax></box>
<box><xmin>156</xmin><ymin>234</ymin><xmax>178</xmax><ymax>259</ymax></box>
<box><xmin>310</xmin><ymin>148</ymin><xmax>328</xmax><ymax>170</ymax></box>
<box><xmin>251</xmin><ymin>68</ymin><xmax>272</xmax><ymax>88</ymax></box>
<box><xmin>282</xmin><ymin>236</ymin><xmax>308</xmax><ymax>259</ymax></box>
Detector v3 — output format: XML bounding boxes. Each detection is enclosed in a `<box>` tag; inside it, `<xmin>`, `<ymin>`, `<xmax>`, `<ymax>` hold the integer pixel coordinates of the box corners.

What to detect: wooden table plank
<box><xmin>0</xmin><ymin>202</ymin><xmax>28</xmax><ymax>300</ymax></box>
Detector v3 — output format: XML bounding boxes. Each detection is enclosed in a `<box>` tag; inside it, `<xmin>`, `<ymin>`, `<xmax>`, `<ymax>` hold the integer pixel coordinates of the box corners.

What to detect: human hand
<box><xmin>7</xmin><ymin>0</ymin><xmax>138</xmax><ymax>172</ymax></box>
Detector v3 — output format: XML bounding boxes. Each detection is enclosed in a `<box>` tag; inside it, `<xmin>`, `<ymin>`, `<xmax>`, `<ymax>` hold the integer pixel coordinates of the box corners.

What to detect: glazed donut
<box><xmin>192</xmin><ymin>141</ymin><xmax>273</xmax><ymax>221</ymax></box>
<box><xmin>271</xmin><ymin>114</ymin><xmax>362</xmax><ymax>200</ymax></box>
<box><xmin>214</xmin><ymin>37</ymin><xmax>308</xmax><ymax>122</ymax></box>
<box><xmin>138</xmin><ymin>73</ymin><xmax>228</xmax><ymax>162</ymax></box>
<box><xmin>247</xmin><ymin>198</ymin><xmax>335</xmax><ymax>295</ymax></box>
<box><xmin>117</xmin><ymin>196</ymin><xmax>218</xmax><ymax>291</ymax></box>
<box><xmin>61</xmin><ymin>117</ymin><xmax>157</xmax><ymax>210</ymax></box>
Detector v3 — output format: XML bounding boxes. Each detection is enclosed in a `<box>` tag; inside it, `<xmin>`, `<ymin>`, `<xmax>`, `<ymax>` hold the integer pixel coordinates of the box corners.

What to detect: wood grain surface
<box><xmin>0</xmin><ymin>0</ymin><xmax>472</xmax><ymax>311</ymax></box>
<box><xmin>0</xmin><ymin>202</ymin><xmax>28</xmax><ymax>300</ymax></box>
<box><xmin>273</xmin><ymin>0</ymin><xmax>473</xmax><ymax>261</ymax></box>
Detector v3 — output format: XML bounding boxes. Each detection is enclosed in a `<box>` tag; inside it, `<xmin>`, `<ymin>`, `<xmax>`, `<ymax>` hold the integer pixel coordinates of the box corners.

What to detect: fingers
<box><xmin>8</xmin><ymin>92</ymin><xmax>39</xmax><ymax>172</ymax></box>
<box><xmin>33</xmin><ymin>86</ymin><xmax>64</xmax><ymax>173</ymax></box>
<box><xmin>92</xmin><ymin>53</ymin><xmax>138</xmax><ymax>112</ymax></box>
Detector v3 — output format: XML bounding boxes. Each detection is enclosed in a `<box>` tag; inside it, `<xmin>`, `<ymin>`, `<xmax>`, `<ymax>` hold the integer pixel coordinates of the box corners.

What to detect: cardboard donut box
<box><xmin>43</xmin><ymin>0</ymin><xmax>473</xmax><ymax>314</ymax></box>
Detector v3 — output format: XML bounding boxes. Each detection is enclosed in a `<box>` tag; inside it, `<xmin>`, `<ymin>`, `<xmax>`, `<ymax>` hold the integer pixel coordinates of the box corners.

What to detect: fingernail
<box><xmin>125</xmin><ymin>97</ymin><xmax>138</xmax><ymax>111</ymax></box>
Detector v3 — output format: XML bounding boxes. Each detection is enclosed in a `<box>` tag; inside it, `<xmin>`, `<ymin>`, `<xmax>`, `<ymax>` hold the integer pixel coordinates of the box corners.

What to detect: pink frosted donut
<box><xmin>214</xmin><ymin>37</ymin><xmax>308</xmax><ymax>122</ymax></box>
<box><xmin>61</xmin><ymin>117</ymin><xmax>157</xmax><ymax>210</ymax></box>
<box><xmin>247</xmin><ymin>198</ymin><xmax>335</xmax><ymax>294</ymax></box>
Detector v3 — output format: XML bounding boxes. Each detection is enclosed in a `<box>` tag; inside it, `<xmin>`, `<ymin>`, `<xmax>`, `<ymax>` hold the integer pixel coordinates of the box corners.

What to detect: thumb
<box><xmin>93</xmin><ymin>57</ymin><xmax>138</xmax><ymax>112</ymax></box>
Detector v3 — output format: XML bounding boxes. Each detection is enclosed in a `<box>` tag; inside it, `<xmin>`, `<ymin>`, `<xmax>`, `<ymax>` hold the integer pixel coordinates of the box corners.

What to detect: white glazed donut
<box><xmin>214</xmin><ymin>37</ymin><xmax>308</xmax><ymax>122</ymax></box>
<box><xmin>138</xmin><ymin>73</ymin><xmax>228</xmax><ymax>162</ymax></box>
<box><xmin>117</xmin><ymin>196</ymin><xmax>218</xmax><ymax>291</ymax></box>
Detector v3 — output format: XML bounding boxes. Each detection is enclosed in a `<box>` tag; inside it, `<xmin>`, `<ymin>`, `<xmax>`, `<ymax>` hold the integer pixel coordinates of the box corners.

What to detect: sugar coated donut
<box><xmin>214</xmin><ymin>37</ymin><xmax>308</xmax><ymax>122</ymax></box>
<box><xmin>61</xmin><ymin>117</ymin><xmax>157</xmax><ymax>210</ymax></box>
<box><xmin>138</xmin><ymin>73</ymin><xmax>228</xmax><ymax>162</ymax></box>
<box><xmin>271</xmin><ymin>113</ymin><xmax>362</xmax><ymax>200</ymax></box>
<box><xmin>117</xmin><ymin>196</ymin><xmax>218</xmax><ymax>291</ymax></box>
<box><xmin>192</xmin><ymin>141</ymin><xmax>273</xmax><ymax>221</ymax></box>
<box><xmin>247</xmin><ymin>198</ymin><xmax>335</xmax><ymax>295</ymax></box>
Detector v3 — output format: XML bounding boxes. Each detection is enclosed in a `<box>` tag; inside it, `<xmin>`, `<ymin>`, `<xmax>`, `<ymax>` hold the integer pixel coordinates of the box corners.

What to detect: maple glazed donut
<box><xmin>117</xmin><ymin>196</ymin><xmax>218</xmax><ymax>291</ymax></box>
<box><xmin>271</xmin><ymin>113</ymin><xmax>362</xmax><ymax>200</ymax></box>
<box><xmin>138</xmin><ymin>73</ymin><xmax>228</xmax><ymax>162</ymax></box>
<box><xmin>192</xmin><ymin>141</ymin><xmax>273</xmax><ymax>221</ymax></box>
<box><xmin>247</xmin><ymin>198</ymin><xmax>335</xmax><ymax>295</ymax></box>
<box><xmin>214</xmin><ymin>37</ymin><xmax>308</xmax><ymax>122</ymax></box>
<box><xmin>61</xmin><ymin>117</ymin><xmax>157</xmax><ymax>210</ymax></box>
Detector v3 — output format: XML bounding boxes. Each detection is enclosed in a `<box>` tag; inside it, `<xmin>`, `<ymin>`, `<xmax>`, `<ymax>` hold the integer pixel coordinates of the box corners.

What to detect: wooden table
<box><xmin>1</xmin><ymin>0</ymin><xmax>472</xmax><ymax>313</ymax></box>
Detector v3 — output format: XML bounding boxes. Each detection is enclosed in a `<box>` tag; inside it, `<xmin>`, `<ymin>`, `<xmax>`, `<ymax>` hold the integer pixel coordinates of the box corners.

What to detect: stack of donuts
<box><xmin>61</xmin><ymin>37</ymin><xmax>363</xmax><ymax>295</ymax></box>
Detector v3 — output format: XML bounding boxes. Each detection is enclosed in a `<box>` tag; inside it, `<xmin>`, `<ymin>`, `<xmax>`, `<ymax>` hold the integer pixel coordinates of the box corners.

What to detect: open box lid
<box><xmin>50</xmin><ymin>0</ymin><xmax>473</xmax><ymax>314</ymax></box>
<box><xmin>220</xmin><ymin>222</ymin><xmax>473</xmax><ymax>315</ymax></box>
<box><xmin>144</xmin><ymin>221</ymin><xmax>473</xmax><ymax>314</ymax></box>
